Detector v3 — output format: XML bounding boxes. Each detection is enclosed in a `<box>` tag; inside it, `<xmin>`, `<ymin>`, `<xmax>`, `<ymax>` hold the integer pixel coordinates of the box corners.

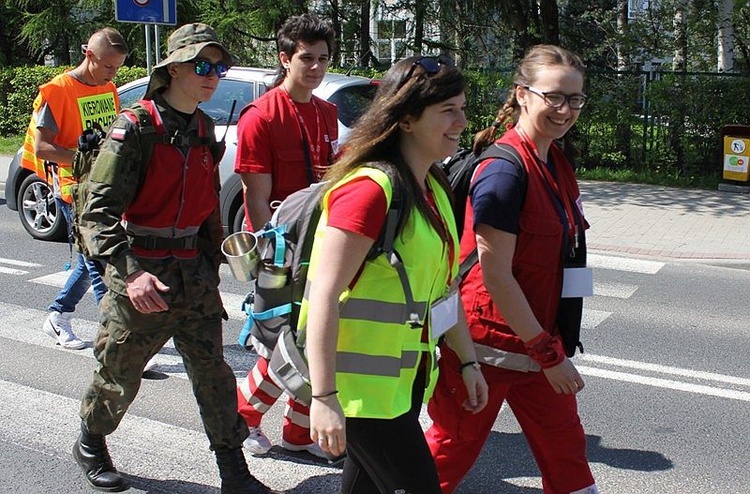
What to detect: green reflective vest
<box><xmin>299</xmin><ymin>166</ymin><xmax>459</xmax><ymax>419</ymax></box>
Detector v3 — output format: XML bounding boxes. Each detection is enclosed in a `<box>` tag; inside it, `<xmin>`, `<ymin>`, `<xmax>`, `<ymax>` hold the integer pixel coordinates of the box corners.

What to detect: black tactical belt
<box><xmin>129</xmin><ymin>235</ymin><xmax>199</xmax><ymax>250</ymax></box>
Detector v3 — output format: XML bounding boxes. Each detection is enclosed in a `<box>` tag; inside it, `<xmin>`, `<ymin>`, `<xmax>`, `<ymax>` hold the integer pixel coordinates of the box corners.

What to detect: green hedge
<box><xmin>0</xmin><ymin>65</ymin><xmax>147</xmax><ymax>137</ymax></box>
<box><xmin>4</xmin><ymin>65</ymin><xmax>750</xmax><ymax>180</ymax></box>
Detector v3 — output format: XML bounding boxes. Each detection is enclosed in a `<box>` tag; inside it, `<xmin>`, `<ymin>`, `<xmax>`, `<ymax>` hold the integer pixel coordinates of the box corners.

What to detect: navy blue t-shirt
<box><xmin>470</xmin><ymin>158</ymin><xmax>525</xmax><ymax>234</ymax></box>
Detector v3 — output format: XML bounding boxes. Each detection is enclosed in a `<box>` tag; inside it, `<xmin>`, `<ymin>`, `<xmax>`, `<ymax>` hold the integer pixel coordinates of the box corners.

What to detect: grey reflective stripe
<box><xmin>337</xmin><ymin>350</ymin><xmax>421</xmax><ymax>377</ymax></box>
<box><xmin>339</xmin><ymin>297</ymin><xmax>428</xmax><ymax>325</ymax></box>
<box><xmin>474</xmin><ymin>342</ymin><xmax>541</xmax><ymax>372</ymax></box>
<box><xmin>122</xmin><ymin>220</ymin><xmax>200</xmax><ymax>238</ymax></box>
<box><xmin>302</xmin><ymin>283</ymin><xmax>428</xmax><ymax>327</ymax></box>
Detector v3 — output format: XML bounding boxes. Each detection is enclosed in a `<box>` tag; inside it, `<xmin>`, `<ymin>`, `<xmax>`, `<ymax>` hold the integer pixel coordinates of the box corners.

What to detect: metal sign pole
<box><xmin>145</xmin><ymin>24</ymin><xmax>152</xmax><ymax>74</ymax></box>
<box><xmin>154</xmin><ymin>24</ymin><xmax>161</xmax><ymax>64</ymax></box>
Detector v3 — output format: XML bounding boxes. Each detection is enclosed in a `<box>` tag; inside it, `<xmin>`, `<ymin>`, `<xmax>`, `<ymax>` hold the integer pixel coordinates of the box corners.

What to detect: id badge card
<box><xmin>561</xmin><ymin>267</ymin><xmax>594</xmax><ymax>298</ymax></box>
<box><xmin>430</xmin><ymin>289</ymin><xmax>459</xmax><ymax>339</ymax></box>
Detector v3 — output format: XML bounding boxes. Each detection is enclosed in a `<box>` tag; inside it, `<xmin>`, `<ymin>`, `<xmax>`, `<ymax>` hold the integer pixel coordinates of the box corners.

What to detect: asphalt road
<box><xmin>1</xmin><ymin>164</ymin><xmax>750</xmax><ymax>493</ymax></box>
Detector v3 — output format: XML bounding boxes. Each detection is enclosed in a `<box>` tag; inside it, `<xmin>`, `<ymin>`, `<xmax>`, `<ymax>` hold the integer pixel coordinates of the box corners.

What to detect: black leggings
<box><xmin>341</xmin><ymin>371</ymin><xmax>441</xmax><ymax>494</ymax></box>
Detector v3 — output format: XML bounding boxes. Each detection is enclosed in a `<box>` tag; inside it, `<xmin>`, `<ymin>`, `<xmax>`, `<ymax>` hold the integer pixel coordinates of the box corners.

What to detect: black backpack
<box><xmin>442</xmin><ymin>142</ymin><xmax>526</xmax><ymax>278</ymax></box>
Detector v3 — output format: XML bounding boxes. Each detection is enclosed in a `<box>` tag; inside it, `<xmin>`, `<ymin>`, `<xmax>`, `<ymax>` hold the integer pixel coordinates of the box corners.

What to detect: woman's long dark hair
<box><xmin>324</xmin><ymin>56</ymin><xmax>465</xmax><ymax>242</ymax></box>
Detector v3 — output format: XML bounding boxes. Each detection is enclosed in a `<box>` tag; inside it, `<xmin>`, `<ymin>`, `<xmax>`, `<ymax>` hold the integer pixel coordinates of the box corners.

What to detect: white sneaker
<box><xmin>243</xmin><ymin>426</ymin><xmax>272</xmax><ymax>455</ymax></box>
<box><xmin>42</xmin><ymin>311</ymin><xmax>85</xmax><ymax>350</ymax></box>
<box><xmin>281</xmin><ymin>438</ymin><xmax>338</xmax><ymax>460</ymax></box>
<box><xmin>143</xmin><ymin>356</ymin><xmax>158</xmax><ymax>373</ymax></box>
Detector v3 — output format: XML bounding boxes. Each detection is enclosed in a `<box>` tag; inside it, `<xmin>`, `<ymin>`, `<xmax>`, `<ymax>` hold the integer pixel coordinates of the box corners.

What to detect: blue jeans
<box><xmin>48</xmin><ymin>199</ymin><xmax>108</xmax><ymax>313</ymax></box>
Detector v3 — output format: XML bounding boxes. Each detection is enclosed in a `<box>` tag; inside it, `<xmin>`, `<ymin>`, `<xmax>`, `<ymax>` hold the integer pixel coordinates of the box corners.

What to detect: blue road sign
<box><xmin>115</xmin><ymin>0</ymin><xmax>177</xmax><ymax>25</ymax></box>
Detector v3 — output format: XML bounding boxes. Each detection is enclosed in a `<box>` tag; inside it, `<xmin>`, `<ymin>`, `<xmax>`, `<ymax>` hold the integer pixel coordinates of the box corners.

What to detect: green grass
<box><xmin>577</xmin><ymin>166</ymin><xmax>723</xmax><ymax>190</ymax></box>
<box><xmin>0</xmin><ymin>135</ymin><xmax>23</xmax><ymax>155</ymax></box>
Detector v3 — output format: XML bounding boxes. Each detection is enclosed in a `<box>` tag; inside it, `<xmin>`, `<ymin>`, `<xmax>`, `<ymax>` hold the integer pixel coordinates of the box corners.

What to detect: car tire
<box><xmin>232</xmin><ymin>203</ymin><xmax>247</xmax><ymax>234</ymax></box>
<box><xmin>17</xmin><ymin>174</ymin><xmax>67</xmax><ymax>241</ymax></box>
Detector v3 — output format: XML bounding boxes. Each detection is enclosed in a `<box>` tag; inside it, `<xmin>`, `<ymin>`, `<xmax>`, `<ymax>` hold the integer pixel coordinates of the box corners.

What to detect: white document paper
<box><xmin>430</xmin><ymin>290</ymin><xmax>459</xmax><ymax>339</ymax></box>
<box><xmin>561</xmin><ymin>267</ymin><xmax>594</xmax><ymax>298</ymax></box>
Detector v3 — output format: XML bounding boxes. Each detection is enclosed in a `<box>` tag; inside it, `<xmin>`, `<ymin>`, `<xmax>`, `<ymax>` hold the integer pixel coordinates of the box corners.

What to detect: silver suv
<box><xmin>5</xmin><ymin>67</ymin><xmax>379</xmax><ymax>240</ymax></box>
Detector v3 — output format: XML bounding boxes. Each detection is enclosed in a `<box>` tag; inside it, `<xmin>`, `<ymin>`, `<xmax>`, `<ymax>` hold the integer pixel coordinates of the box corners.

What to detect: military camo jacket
<box><xmin>79</xmin><ymin>94</ymin><xmax>223</xmax><ymax>286</ymax></box>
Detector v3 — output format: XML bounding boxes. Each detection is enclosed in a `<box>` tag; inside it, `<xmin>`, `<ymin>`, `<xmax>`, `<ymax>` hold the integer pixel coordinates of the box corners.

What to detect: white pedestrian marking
<box><xmin>581</xmin><ymin>309</ymin><xmax>611</xmax><ymax>329</ymax></box>
<box><xmin>0</xmin><ymin>379</ymin><xmax>336</xmax><ymax>491</ymax></box>
<box><xmin>594</xmin><ymin>281</ymin><xmax>638</xmax><ymax>299</ymax></box>
<box><xmin>0</xmin><ymin>301</ymin><xmax>255</xmax><ymax>381</ymax></box>
<box><xmin>577</xmin><ymin>366</ymin><xmax>750</xmax><ymax>403</ymax></box>
<box><xmin>31</xmin><ymin>271</ymin><xmax>249</xmax><ymax>321</ymax></box>
<box><xmin>588</xmin><ymin>253</ymin><xmax>665</xmax><ymax>274</ymax></box>
<box><xmin>579</xmin><ymin>354</ymin><xmax>750</xmax><ymax>387</ymax></box>
<box><xmin>0</xmin><ymin>266</ymin><xmax>28</xmax><ymax>275</ymax></box>
<box><xmin>222</xmin><ymin>292</ymin><xmax>248</xmax><ymax>321</ymax></box>
<box><xmin>0</xmin><ymin>257</ymin><xmax>42</xmax><ymax>267</ymax></box>
<box><xmin>30</xmin><ymin>271</ymin><xmax>89</xmax><ymax>291</ymax></box>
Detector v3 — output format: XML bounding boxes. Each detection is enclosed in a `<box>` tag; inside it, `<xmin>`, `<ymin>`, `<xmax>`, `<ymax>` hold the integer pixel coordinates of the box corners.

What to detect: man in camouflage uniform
<box><xmin>73</xmin><ymin>23</ymin><xmax>272</xmax><ymax>494</ymax></box>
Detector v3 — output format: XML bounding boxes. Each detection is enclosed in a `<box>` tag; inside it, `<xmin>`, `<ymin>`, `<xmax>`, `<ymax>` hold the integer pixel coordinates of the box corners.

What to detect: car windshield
<box><xmin>199</xmin><ymin>78</ymin><xmax>255</xmax><ymax>125</ymax></box>
<box><xmin>117</xmin><ymin>78</ymin><xmax>255</xmax><ymax>126</ymax></box>
<box><xmin>327</xmin><ymin>84</ymin><xmax>379</xmax><ymax>128</ymax></box>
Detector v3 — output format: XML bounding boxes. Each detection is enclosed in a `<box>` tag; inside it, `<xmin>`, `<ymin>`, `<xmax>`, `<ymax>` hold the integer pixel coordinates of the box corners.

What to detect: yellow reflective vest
<box><xmin>299</xmin><ymin>166</ymin><xmax>459</xmax><ymax>419</ymax></box>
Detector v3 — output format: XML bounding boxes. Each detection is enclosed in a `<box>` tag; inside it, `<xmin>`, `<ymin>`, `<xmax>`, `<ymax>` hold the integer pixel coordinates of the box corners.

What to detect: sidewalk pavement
<box><xmin>3</xmin><ymin>153</ymin><xmax>749</xmax><ymax>261</ymax></box>
<box><xmin>580</xmin><ymin>180</ymin><xmax>750</xmax><ymax>261</ymax></box>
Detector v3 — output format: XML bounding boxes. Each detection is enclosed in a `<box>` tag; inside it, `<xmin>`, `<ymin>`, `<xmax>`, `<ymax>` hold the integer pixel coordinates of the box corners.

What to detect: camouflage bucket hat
<box><xmin>145</xmin><ymin>23</ymin><xmax>234</xmax><ymax>99</ymax></box>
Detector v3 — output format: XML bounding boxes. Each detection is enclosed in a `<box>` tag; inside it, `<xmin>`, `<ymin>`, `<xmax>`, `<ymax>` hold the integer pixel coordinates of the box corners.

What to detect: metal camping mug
<box><xmin>257</xmin><ymin>261</ymin><xmax>289</xmax><ymax>289</ymax></box>
<box><xmin>221</xmin><ymin>231</ymin><xmax>260</xmax><ymax>282</ymax></box>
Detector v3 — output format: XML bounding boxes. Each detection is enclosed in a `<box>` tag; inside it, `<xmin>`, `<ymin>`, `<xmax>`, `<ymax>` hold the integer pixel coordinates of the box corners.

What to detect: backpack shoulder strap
<box><xmin>363</xmin><ymin>165</ymin><xmax>422</xmax><ymax>327</ymax></box>
<box><xmin>458</xmin><ymin>142</ymin><xmax>527</xmax><ymax>281</ymax></box>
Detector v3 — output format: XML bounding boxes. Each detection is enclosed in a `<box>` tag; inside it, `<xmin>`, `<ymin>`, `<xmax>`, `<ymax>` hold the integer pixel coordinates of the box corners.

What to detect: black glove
<box><xmin>77</xmin><ymin>128</ymin><xmax>102</xmax><ymax>152</ymax></box>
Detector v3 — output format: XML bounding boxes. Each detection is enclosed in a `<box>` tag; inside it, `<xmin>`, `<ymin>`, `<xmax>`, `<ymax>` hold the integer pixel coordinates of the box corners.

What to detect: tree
<box><xmin>673</xmin><ymin>0</ymin><xmax>688</xmax><ymax>71</ymax></box>
<box><xmin>718</xmin><ymin>0</ymin><xmax>734</xmax><ymax>71</ymax></box>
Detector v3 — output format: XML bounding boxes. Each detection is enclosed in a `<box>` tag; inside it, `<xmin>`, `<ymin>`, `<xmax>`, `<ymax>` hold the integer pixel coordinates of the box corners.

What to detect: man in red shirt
<box><xmin>234</xmin><ymin>13</ymin><xmax>338</xmax><ymax>459</ymax></box>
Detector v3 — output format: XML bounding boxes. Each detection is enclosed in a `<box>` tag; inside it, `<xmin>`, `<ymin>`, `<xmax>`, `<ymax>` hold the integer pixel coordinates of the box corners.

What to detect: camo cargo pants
<box><xmin>79</xmin><ymin>254</ymin><xmax>248</xmax><ymax>450</ymax></box>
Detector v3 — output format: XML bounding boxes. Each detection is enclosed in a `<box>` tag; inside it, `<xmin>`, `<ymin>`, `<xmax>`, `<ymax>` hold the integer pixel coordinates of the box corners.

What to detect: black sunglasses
<box><xmin>403</xmin><ymin>56</ymin><xmax>454</xmax><ymax>82</ymax></box>
<box><xmin>191</xmin><ymin>59</ymin><xmax>229</xmax><ymax>78</ymax></box>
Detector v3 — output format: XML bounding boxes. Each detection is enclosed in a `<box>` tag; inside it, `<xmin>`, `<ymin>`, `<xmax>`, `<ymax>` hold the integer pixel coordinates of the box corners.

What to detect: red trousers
<box><xmin>425</xmin><ymin>348</ymin><xmax>595</xmax><ymax>494</ymax></box>
<box><xmin>236</xmin><ymin>355</ymin><xmax>312</xmax><ymax>445</ymax></box>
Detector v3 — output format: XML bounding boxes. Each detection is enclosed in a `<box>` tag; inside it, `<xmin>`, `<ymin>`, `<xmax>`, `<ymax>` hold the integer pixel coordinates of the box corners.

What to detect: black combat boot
<box><xmin>72</xmin><ymin>422</ymin><xmax>126</xmax><ymax>492</ymax></box>
<box><xmin>215</xmin><ymin>447</ymin><xmax>272</xmax><ymax>494</ymax></box>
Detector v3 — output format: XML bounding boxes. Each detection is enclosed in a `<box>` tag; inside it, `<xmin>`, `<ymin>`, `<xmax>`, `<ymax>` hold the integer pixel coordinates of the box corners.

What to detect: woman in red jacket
<box><xmin>426</xmin><ymin>45</ymin><xmax>599</xmax><ymax>494</ymax></box>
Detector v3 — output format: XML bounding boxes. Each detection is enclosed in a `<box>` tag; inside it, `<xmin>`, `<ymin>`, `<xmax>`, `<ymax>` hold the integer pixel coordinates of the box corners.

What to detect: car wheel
<box><xmin>232</xmin><ymin>203</ymin><xmax>247</xmax><ymax>234</ymax></box>
<box><xmin>17</xmin><ymin>174</ymin><xmax>67</xmax><ymax>241</ymax></box>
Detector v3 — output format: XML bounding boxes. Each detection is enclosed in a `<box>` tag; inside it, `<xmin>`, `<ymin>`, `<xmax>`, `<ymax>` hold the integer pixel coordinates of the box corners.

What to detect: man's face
<box><xmin>280</xmin><ymin>40</ymin><xmax>330</xmax><ymax>93</ymax></box>
<box><xmin>87</xmin><ymin>48</ymin><xmax>126</xmax><ymax>86</ymax></box>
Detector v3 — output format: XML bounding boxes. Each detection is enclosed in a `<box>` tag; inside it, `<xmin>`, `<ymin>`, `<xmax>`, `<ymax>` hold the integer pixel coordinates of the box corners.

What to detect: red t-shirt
<box><xmin>234</xmin><ymin>87</ymin><xmax>338</xmax><ymax>228</ymax></box>
<box><xmin>327</xmin><ymin>177</ymin><xmax>386</xmax><ymax>239</ymax></box>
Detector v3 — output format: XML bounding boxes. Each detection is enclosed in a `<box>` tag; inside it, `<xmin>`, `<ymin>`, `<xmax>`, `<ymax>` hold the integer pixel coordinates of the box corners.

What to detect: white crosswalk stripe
<box><xmin>0</xmin><ymin>301</ymin><xmax>256</xmax><ymax>381</ymax></box>
<box><xmin>588</xmin><ymin>253</ymin><xmax>665</xmax><ymax>274</ymax></box>
<box><xmin>0</xmin><ymin>257</ymin><xmax>42</xmax><ymax>268</ymax></box>
<box><xmin>0</xmin><ymin>266</ymin><xmax>28</xmax><ymax>275</ymax></box>
<box><xmin>0</xmin><ymin>379</ymin><xmax>339</xmax><ymax>492</ymax></box>
<box><xmin>28</xmin><ymin>270</ymin><xmax>251</xmax><ymax>322</ymax></box>
<box><xmin>0</xmin><ymin>257</ymin><xmax>41</xmax><ymax>276</ymax></box>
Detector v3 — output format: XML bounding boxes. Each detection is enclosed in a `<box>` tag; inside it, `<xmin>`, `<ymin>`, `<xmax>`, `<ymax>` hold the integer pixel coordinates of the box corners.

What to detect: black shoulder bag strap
<box><xmin>458</xmin><ymin>142</ymin><xmax>526</xmax><ymax>281</ymax></box>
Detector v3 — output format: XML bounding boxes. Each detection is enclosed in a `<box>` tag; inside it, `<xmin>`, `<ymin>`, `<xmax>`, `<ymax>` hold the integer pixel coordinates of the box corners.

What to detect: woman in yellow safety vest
<box><xmin>303</xmin><ymin>56</ymin><xmax>489</xmax><ymax>494</ymax></box>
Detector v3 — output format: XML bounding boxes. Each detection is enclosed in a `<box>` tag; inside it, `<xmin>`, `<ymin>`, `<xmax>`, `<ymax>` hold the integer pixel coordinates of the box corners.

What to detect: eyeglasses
<box><xmin>192</xmin><ymin>59</ymin><xmax>229</xmax><ymax>78</ymax></box>
<box><xmin>523</xmin><ymin>86</ymin><xmax>587</xmax><ymax>110</ymax></box>
<box><xmin>403</xmin><ymin>56</ymin><xmax>454</xmax><ymax>82</ymax></box>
